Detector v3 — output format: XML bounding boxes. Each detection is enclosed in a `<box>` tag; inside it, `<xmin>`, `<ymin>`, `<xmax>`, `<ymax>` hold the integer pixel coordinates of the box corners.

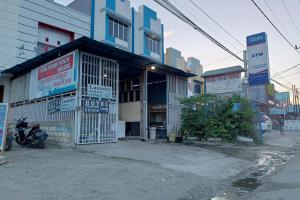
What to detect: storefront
<box><xmin>3</xmin><ymin>37</ymin><xmax>192</xmax><ymax>145</ymax></box>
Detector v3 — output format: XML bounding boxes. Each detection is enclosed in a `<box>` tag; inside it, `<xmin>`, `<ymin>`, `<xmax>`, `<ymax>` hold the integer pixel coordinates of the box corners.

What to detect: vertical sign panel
<box><xmin>247</xmin><ymin>32</ymin><xmax>270</xmax><ymax>86</ymax></box>
<box><xmin>0</xmin><ymin>104</ymin><xmax>8</xmax><ymax>151</ymax></box>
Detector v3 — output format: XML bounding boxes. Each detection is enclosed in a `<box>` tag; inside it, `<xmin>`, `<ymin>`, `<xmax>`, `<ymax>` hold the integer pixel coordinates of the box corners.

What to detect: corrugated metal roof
<box><xmin>202</xmin><ymin>65</ymin><xmax>245</xmax><ymax>78</ymax></box>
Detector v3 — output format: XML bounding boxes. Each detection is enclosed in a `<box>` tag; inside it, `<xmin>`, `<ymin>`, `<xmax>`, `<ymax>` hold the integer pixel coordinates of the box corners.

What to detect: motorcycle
<box><xmin>14</xmin><ymin>117</ymin><xmax>48</xmax><ymax>149</ymax></box>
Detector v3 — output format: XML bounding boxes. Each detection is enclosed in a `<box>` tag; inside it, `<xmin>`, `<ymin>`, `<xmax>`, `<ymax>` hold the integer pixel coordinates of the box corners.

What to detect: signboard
<box><xmin>48</xmin><ymin>97</ymin><xmax>77</xmax><ymax>114</ymax></box>
<box><xmin>0</xmin><ymin>104</ymin><xmax>8</xmax><ymax>151</ymax></box>
<box><xmin>270</xmin><ymin>108</ymin><xmax>287</xmax><ymax>115</ymax></box>
<box><xmin>83</xmin><ymin>100</ymin><xmax>109</xmax><ymax>113</ymax></box>
<box><xmin>60</xmin><ymin>97</ymin><xmax>77</xmax><ymax>112</ymax></box>
<box><xmin>87</xmin><ymin>84</ymin><xmax>113</xmax><ymax>99</ymax></box>
<box><xmin>29</xmin><ymin>51</ymin><xmax>79</xmax><ymax>100</ymax></box>
<box><xmin>48</xmin><ymin>99</ymin><xmax>61</xmax><ymax>114</ymax></box>
<box><xmin>249</xmin><ymin>85</ymin><xmax>268</xmax><ymax>104</ymax></box>
<box><xmin>275</xmin><ymin>92</ymin><xmax>290</xmax><ymax>102</ymax></box>
<box><xmin>247</xmin><ymin>32</ymin><xmax>270</xmax><ymax>85</ymax></box>
<box><xmin>266</xmin><ymin>84</ymin><xmax>275</xmax><ymax>97</ymax></box>
<box><xmin>205</xmin><ymin>74</ymin><xmax>242</xmax><ymax>95</ymax></box>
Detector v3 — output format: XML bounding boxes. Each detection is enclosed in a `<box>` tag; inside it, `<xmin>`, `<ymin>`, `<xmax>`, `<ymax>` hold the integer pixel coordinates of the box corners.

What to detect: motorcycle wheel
<box><xmin>15</xmin><ymin>136</ymin><xmax>22</xmax><ymax>146</ymax></box>
<box><xmin>37</xmin><ymin>138</ymin><xmax>46</xmax><ymax>149</ymax></box>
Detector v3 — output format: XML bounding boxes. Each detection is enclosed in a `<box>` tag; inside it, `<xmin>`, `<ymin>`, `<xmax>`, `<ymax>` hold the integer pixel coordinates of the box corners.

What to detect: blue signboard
<box><xmin>83</xmin><ymin>100</ymin><xmax>109</xmax><ymax>113</ymax></box>
<box><xmin>247</xmin><ymin>32</ymin><xmax>267</xmax><ymax>47</ymax></box>
<box><xmin>247</xmin><ymin>32</ymin><xmax>270</xmax><ymax>86</ymax></box>
<box><xmin>0</xmin><ymin>104</ymin><xmax>8</xmax><ymax>151</ymax></box>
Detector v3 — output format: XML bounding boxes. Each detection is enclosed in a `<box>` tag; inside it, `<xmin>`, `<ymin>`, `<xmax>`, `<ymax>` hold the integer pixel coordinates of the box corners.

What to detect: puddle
<box><xmin>232</xmin><ymin>177</ymin><xmax>262</xmax><ymax>191</ymax></box>
<box><xmin>211</xmin><ymin>150</ymin><xmax>292</xmax><ymax>200</ymax></box>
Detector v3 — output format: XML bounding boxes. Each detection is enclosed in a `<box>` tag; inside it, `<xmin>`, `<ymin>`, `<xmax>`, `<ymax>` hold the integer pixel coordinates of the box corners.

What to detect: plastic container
<box><xmin>149</xmin><ymin>127</ymin><xmax>157</xmax><ymax>140</ymax></box>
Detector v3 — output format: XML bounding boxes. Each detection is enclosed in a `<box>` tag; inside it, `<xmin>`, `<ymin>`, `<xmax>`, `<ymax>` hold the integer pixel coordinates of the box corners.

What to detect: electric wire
<box><xmin>152</xmin><ymin>0</ymin><xmax>244</xmax><ymax>62</ymax></box>
<box><xmin>188</xmin><ymin>0</ymin><xmax>246</xmax><ymax>49</ymax></box>
<box><xmin>281</xmin><ymin>0</ymin><xmax>300</xmax><ymax>38</ymax></box>
<box><xmin>262</xmin><ymin>0</ymin><xmax>296</xmax><ymax>45</ymax></box>
<box><xmin>173</xmin><ymin>0</ymin><xmax>242</xmax><ymax>52</ymax></box>
<box><xmin>272</xmin><ymin>63</ymin><xmax>300</xmax><ymax>78</ymax></box>
<box><xmin>250</xmin><ymin>0</ymin><xmax>300</xmax><ymax>54</ymax></box>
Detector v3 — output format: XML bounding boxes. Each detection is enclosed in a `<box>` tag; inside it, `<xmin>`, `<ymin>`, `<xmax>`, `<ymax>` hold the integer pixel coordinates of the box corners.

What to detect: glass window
<box><xmin>145</xmin><ymin>35</ymin><xmax>160</xmax><ymax>54</ymax></box>
<box><xmin>108</xmin><ymin>17</ymin><xmax>129</xmax><ymax>42</ymax></box>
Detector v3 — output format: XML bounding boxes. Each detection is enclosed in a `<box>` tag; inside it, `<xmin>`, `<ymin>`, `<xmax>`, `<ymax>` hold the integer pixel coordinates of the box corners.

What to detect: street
<box><xmin>0</xmin><ymin>130</ymin><xmax>299</xmax><ymax>200</ymax></box>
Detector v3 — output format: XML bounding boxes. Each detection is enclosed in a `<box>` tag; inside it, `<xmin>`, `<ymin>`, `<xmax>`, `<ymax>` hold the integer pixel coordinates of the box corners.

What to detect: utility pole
<box><xmin>243</xmin><ymin>50</ymin><xmax>249</xmax><ymax>99</ymax></box>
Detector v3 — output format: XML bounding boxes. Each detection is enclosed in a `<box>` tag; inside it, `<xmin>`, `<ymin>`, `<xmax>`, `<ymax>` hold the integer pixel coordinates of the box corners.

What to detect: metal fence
<box><xmin>167</xmin><ymin>74</ymin><xmax>187</xmax><ymax>136</ymax></box>
<box><xmin>9</xmin><ymin>92</ymin><xmax>76</xmax><ymax>123</ymax></box>
<box><xmin>76</xmin><ymin>52</ymin><xmax>119</xmax><ymax>144</ymax></box>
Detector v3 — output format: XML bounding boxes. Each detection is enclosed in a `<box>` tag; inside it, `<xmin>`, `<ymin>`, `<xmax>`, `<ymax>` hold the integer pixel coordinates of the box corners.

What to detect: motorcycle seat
<box><xmin>32</xmin><ymin>124</ymin><xmax>40</xmax><ymax>129</ymax></box>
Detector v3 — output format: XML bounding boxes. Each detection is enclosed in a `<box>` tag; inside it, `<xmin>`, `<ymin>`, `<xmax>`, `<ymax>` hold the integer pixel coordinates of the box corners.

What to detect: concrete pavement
<box><xmin>247</xmin><ymin>130</ymin><xmax>300</xmax><ymax>200</ymax></box>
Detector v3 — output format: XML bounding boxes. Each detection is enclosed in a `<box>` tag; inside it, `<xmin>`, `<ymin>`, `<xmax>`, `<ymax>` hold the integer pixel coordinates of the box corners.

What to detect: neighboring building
<box><xmin>69</xmin><ymin>0</ymin><xmax>164</xmax><ymax>62</ymax></box>
<box><xmin>165</xmin><ymin>47</ymin><xmax>204</xmax><ymax>96</ymax></box>
<box><xmin>0</xmin><ymin>0</ymin><xmax>90</xmax><ymax>102</ymax></box>
<box><xmin>202</xmin><ymin>65</ymin><xmax>245</xmax><ymax>97</ymax></box>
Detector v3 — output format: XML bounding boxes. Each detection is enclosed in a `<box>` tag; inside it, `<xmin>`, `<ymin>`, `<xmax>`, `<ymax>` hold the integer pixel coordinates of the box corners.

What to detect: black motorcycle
<box><xmin>15</xmin><ymin>117</ymin><xmax>48</xmax><ymax>149</ymax></box>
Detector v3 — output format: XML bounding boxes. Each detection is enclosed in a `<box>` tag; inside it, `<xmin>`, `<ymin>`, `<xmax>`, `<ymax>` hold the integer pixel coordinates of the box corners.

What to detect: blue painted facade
<box><xmin>88</xmin><ymin>0</ymin><xmax>164</xmax><ymax>63</ymax></box>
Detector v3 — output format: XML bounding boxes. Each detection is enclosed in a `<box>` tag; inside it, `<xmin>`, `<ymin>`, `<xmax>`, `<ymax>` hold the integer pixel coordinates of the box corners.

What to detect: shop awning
<box><xmin>3</xmin><ymin>37</ymin><xmax>195</xmax><ymax>79</ymax></box>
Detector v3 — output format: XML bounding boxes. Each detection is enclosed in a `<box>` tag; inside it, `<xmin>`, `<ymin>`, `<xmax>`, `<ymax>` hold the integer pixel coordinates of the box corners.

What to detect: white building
<box><xmin>0</xmin><ymin>0</ymin><xmax>191</xmax><ymax>145</ymax></box>
<box><xmin>165</xmin><ymin>47</ymin><xmax>204</xmax><ymax>96</ymax></box>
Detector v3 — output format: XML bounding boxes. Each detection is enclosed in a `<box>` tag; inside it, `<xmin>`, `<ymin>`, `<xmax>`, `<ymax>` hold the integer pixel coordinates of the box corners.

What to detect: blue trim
<box><xmin>90</xmin><ymin>0</ymin><xmax>95</xmax><ymax>39</ymax></box>
<box><xmin>106</xmin><ymin>0</ymin><xmax>116</xmax><ymax>12</ymax></box>
<box><xmin>132</xmin><ymin>8</ymin><xmax>135</xmax><ymax>54</ymax></box>
<box><xmin>105</xmin><ymin>15</ymin><xmax>115</xmax><ymax>44</ymax></box>
<box><xmin>143</xmin><ymin>5</ymin><xmax>157</xmax><ymax>30</ymax></box>
<box><xmin>144</xmin><ymin>33</ymin><xmax>150</xmax><ymax>56</ymax></box>
<box><xmin>161</xmin><ymin>24</ymin><xmax>164</xmax><ymax>63</ymax></box>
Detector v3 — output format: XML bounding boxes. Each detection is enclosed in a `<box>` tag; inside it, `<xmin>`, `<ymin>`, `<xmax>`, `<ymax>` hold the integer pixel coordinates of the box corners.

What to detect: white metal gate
<box><xmin>167</xmin><ymin>74</ymin><xmax>187</xmax><ymax>136</ymax></box>
<box><xmin>76</xmin><ymin>52</ymin><xmax>119</xmax><ymax>144</ymax></box>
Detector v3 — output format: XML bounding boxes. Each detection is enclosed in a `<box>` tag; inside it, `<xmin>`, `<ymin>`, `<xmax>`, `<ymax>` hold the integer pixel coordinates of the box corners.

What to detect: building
<box><xmin>0</xmin><ymin>0</ymin><xmax>193</xmax><ymax>145</ymax></box>
<box><xmin>202</xmin><ymin>65</ymin><xmax>245</xmax><ymax>97</ymax></box>
<box><xmin>165</xmin><ymin>47</ymin><xmax>204</xmax><ymax>96</ymax></box>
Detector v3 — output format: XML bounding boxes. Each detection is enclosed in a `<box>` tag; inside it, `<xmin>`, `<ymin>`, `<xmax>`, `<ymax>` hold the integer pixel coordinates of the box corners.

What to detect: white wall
<box><xmin>9</xmin><ymin>73</ymin><xmax>31</xmax><ymax>103</ymax></box>
<box><xmin>119</xmin><ymin>102</ymin><xmax>141</xmax><ymax>122</ymax></box>
<box><xmin>0</xmin><ymin>0</ymin><xmax>90</xmax><ymax>70</ymax></box>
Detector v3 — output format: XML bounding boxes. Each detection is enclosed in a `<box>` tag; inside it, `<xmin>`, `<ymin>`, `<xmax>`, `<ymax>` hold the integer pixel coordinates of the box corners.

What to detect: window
<box><xmin>119</xmin><ymin>79</ymin><xmax>140</xmax><ymax>103</ymax></box>
<box><xmin>146</xmin><ymin>35</ymin><xmax>160</xmax><ymax>54</ymax></box>
<box><xmin>108</xmin><ymin>17</ymin><xmax>129</xmax><ymax>42</ymax></box>
<box><xmin>194</xmin><ymin>80</ymin><xmax>202</xmax><ymax>96</ymax></box>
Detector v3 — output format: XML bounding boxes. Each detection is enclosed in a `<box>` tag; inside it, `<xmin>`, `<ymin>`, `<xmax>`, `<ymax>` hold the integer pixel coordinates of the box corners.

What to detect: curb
<box><xmin>0</xmin><ymin>156</ymin><xmax>6</xmax><ymax>165</ymax></box>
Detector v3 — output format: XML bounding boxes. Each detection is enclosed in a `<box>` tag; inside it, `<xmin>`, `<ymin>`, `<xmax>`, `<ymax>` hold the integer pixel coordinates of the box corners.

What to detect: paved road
<box><xmin>1</xmin><ymin>130</ymin><xmax>299</xmax><ymax>200</ymax></box>
<box><xmin>246</xmin><ymin>130</ymin><xmax>300</xmax><ymax>200</ymax></box>
<box><xmin>0</xmin><ymin>140</ymin><xmax>250</xmax><ymax>200</ymax></box>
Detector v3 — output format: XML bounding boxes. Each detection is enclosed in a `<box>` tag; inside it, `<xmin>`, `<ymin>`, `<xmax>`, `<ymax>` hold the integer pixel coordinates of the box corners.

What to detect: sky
<box><xmin>55</xmin><ymin>0</ymin><xmax>300</xmax><ymax>91</ymax></box>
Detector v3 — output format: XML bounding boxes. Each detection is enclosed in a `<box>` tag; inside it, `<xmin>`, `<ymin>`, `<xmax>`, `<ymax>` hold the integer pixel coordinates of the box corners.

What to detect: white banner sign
<box><xmin>29</xmin><ymin>51</ymin><xmax>79</xmax><ymax>100</ymax></box>
<box><xmin>87</xmin><ymin>84</ymin><xmax>113</xmax><ymax>99</ymax></box>
<box><xmin>206</xmin><ymin>77</ymin><xmax>242</xmax><ymax>95</ymax></box>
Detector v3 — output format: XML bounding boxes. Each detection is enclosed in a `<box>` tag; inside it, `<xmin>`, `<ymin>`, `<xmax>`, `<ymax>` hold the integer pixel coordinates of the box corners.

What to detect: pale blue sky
<box><xmin>55</xmin><ymin>0</ymin><xmax>300</xmax><ymax>91</ymax></box>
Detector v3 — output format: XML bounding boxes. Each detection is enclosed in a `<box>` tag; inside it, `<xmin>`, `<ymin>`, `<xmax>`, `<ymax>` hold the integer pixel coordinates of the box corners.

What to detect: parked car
<box><xmin>261</xmin><ymin>114</ymin><xmax>272</xmax><ymax>133</ymax></box>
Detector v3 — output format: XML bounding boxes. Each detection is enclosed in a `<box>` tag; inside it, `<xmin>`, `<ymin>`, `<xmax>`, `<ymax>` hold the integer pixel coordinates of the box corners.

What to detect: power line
<box><xmin>204</xmin><ymin>51</ymin><xmax>243</xmax><ymax>67</ymax></box>
<box><xmin>172</xmin><ymin>0</ymin><xmax>242</xmax><ymax>52</ymax></box>
<box><xmin>188</xmin><ymin>0</ymin><xmax>246</xmax><ymax>49</ymax></box>
<box><xmin>262</xmin><ymin>0</ymin><xmax>296</xmax><ymax>45</ymax></box>
<box><xmin>272</xmin><ymin>63</ymin><xmax>300</xmax><ymax>78</ymax></box>
<box><xmin>250</xmin><ymin>0</ymin><xmax>300</xmax><ymax>55</ymax></box>
<box><xmin>281</xmin><ymin>0</ymin><xmax>300</xmax><ymax>38</ymax></box>
<box><xmin>152</xmin><ymin>0</ymin><xmax>244</xmax><ymax>62</ymax></box>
